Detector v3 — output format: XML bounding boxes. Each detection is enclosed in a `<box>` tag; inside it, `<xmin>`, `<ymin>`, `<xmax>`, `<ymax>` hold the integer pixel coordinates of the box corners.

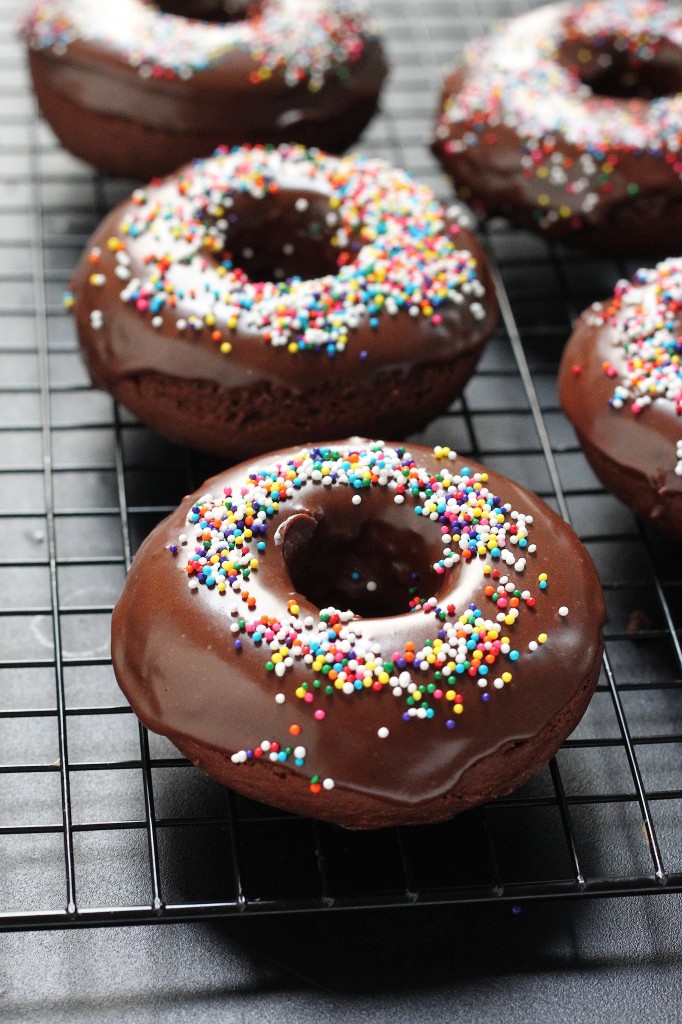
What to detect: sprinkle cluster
<box><xmin>76</xmin><ymin>145</ymin><xmax>485</xmax><ymax>357</ymax></box>
<box><xmin>587</xmin><ymin>258</ymin><xmax>682</xmax><ymax>473</ymax></box>
<box><xmin>23</xmin><ymin>0</ymin><xmax>375</xmax><ymax>86</ymax></box>
<box><xmin>435</xmin><ymin>0</ymin><xmax>682</xmax><ymax>230</ymax></box>
<box><xmin>172</xmin><ymin>443</ymin><xmax>554</xmax><ymax>793</ymax></box>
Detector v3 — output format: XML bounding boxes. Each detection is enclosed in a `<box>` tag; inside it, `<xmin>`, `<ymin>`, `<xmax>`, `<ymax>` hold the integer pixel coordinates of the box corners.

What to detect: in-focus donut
<box><xmin>66</xmin><ymin>144</ymin><xmax>497</xmax><ymax>460</ymax></box>
<box><xmin>432</xmin><ymin>0</ymin><xmax>682</xmax><ymax>253</ymax></box>
<box><xmin>559</xmin><ymin>258</ymin><xmax>682</xmax><ymax>537</ymax></box>
<box><xmin>21</xmin><ymin>0</ymin><xmax>388</xmax><ymax>179</ymax></box>
<box><xmin>111</xmin><ymin>439</ymin><xmax>606</xmax><ymax>829</ymax></box>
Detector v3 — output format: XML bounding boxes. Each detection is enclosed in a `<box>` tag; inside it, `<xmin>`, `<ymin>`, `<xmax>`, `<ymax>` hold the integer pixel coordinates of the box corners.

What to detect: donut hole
<box><xmin>560</xmin><ymin>39</ymin><xmax>682</xmax><ymax>99</ymax></box>
<box><xmin>281</xmin><ymin>512</ymin><xmax>447</xmax><ymax>619</ymax></box>
<box><xmin>220</xmin><ymin>191</ymin><xmax>343</xmax><ymax>283</ymax></box>
<box><xmin>154</xmin><ymin>0</ymin><xmax>255</xmax><ymax>24</ymax></box>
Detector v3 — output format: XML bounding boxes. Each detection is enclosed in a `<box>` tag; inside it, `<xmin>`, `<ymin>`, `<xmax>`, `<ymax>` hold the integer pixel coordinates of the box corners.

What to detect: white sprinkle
<box><xmin>352</xmin><ymin>494</ymin><xmax>362</xmax><ymax>505</ymax></box>
<box><xmin>377</xmin><ymin>727</ymin><xmax>389</xmax><ymax>739</ymax></box>
<box><xmin>366</xmin><ymin>580</ymin><xmax>377</xmax><ymax>592</ymax></box>
<box><xmin>558</xmin><ymin>606</ymin><xmax>569</xmax><ymax>617</ymax></box>
<box><xmin>322</xmin><ymin>778</ymin><xmax>335</xmax><ymax>790</ymax></box>
<box><xmin>275</xmin><ymin>692</ymin><xmax>285</xmax><ymax>704</ymax></box>
<box><xmin>293</xmin><ymin>745</ymin><xmax>306</xmax><ymax>759</ymax></box>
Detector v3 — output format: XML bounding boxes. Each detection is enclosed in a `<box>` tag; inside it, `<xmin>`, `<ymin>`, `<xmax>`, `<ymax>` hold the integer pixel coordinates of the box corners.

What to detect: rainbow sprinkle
<box><xmin>22</xmin><ymin>0</ymin><xmax>377</xmax><ymax>86</ymax></box>
<box><xmin>173</xmin><ymin>442</ymin><xmax>554</xmax><ymax>793</ymax></box>
<box><xmin>434</xmin><ymin>0</ymin><xmax>682</xmax><ymax>231</ymax></box>
<box><xmin>78</xmin><ymin>144</ymin><xmax>486</xmax><ymax>357</ymax></box>
<box><xmin>587</xmin><ymin>258</ymin><xmax>682</xmax><ymax>427</ymax></box>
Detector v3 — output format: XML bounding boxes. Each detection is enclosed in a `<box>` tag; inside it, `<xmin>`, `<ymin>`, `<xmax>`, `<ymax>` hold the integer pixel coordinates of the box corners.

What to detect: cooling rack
<box><xmin>1</xmin><ymin>0</ymin><xmax>681</xmax><ymax>931</ymax></box>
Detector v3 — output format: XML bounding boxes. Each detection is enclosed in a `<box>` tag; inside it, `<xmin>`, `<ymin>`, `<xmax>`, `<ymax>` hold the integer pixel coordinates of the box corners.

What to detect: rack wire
<box><xmin>1</xmin><ymin>0</ymin><xmax>681</xmax><ymax>931</ymax></box>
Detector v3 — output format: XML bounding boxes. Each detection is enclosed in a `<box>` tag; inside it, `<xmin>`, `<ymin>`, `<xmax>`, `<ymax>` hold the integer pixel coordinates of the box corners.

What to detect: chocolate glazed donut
<box><xmin>112</xmin><ymin>440</ymin><xmax>606</xmax><ymax>829</ymax></box>
<box><xmin>22</xmin><ymin>0</ymin><xmax>388</xmax><ymax>179</ymax></box>
<box><xmin>559</xmin><ymin>259</ymin><xmax>682</xmax><ymax>537</ymax></box>
<box><xmin>67</xmin><ymin>145</ymin><xmax>497</xmax><ymax>460</ymax></box>
<box><xmin>432</xmin><ymin>0</ymin><xmax>682</xmax><ymax>254</ymax></box>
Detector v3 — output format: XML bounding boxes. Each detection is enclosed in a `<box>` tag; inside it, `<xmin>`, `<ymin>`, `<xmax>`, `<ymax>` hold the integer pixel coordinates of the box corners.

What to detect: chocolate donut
<box><xmin>112</xmin><ymin>439</ymin><xmax>606</xmax><ymax>829</ymax></box>
<box><xmin>21</xmin><ymin>0</ymin><xmax>387</xmax><ymax>179</ymax></box>
<box><xmin>66</xmin><ymin>145</ymin><xmax>497</xmax><ymax>460</ymax></box>
<box><xmin>432</xmin><ymin>0</ymin><xmax>682</xmax><ymax>253</ymax></box>
<box><xmin>559</xmin><ymin>259</ymin><xmax>682</xmax><ymax>537</ymax></box>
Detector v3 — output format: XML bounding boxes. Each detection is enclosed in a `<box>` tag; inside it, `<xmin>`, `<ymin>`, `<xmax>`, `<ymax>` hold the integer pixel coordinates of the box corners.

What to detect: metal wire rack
<box><xmin>1</xmin><ymin>0</ymin><xmax>681</xmax><ymax>931</ymax></box>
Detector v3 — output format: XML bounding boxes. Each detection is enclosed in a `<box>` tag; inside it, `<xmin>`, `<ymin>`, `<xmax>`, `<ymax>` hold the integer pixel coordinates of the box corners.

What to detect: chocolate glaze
<box><xmin>69</xmin><ymin>151</ymin><xmax>497</xmax><ymax>458</ymax></box>
<box><xmin>559</xmin><ymin>300</ymin><xmax>682</xmax><ymax>538</ymax></box>
<box><xmin>432</xmin><ymin>2</ymin><xmax>682</xmax><ymax>254</ymax></box>
<box><xmin>24</xmin><ymin>2</ymin><xmax>388</xmax><ymax>177</ymax></box>
<box><xmin>112</xmin><ymin>440</ymin><xmax>606</xmax><ymax>828</ymax></box>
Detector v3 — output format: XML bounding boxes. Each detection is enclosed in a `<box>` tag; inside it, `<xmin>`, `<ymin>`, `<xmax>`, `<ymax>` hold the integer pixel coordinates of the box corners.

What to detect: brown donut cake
<box><xmin>432</xmin><ymin>0</ymin><xmax>682</xmax><ymax>253</ymax></box>
<box><xmin>66</xmin><ymin>144</ymin><xmax>497</xmax><ymax>460</ymax></box>
<box><xmin>21</xmin><ymin>0</ymin><xmax>387</xmax><ymax>179</ymax></box>
<box><xmin>559</xmin><ymin>259</ymin><xmax>682</xmax><ymax>537</ymax></box>
<box><xmin>111</xmin><ymin>439</ymin><xmax>606</xmax><ymax>829</ymax></box>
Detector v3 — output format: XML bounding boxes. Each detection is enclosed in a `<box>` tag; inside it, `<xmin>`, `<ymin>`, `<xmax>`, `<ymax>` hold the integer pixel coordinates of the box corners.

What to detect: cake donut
<box><xmin>21</xmin><ymin>0</ymin><xmax>387</xmax><ymax>179</ymax></box>
<box><xmin>432</xmin><ymin>0</ymin><xmax>682</xmax><ymax>253</ymax></box>
<box><xmin>559</xmin><ymin>259</ymin><xmax>682</xmax><ymax>537</ymax></box>
<box><xmin>66</xmin><ymin>144</ymin><xmax>497</xmax><ymax>460</ymax></box>
<box><xmin>111</xmin><ymin>439</ymin><xmax>606</xmax><ymax>829</ymax></box>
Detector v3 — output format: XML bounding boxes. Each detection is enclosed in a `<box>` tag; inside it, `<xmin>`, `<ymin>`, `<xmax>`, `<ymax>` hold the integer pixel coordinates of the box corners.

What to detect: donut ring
<box><xmin>112</xmin><ymin>439</ymin><xmax>606</xmax><ymax>829</ymax></box>
<box><xmin>559</xmin><ymin>258</ymin><xmax>682</xmax><ymax>537</ymax></box>
<box><xmin>67</xmin><ymin>144</ymin><xmax>497</xmax><ymax>460</ymax></box>
<box><xmin>432</xmin><ymin>0</ymin><xmax>682</xmax><ymax>253</ymax></box>
<box><xmin>22</xmin><ymin>0</ymin><xmax>387</xmax><ymax>179</ymax></box>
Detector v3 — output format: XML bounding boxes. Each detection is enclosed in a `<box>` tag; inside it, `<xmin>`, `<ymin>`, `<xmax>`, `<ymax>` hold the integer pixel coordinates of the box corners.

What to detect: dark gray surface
<box><xmin>2</xmin><ymin>896</ymin><xmax>682</xmax><ymax>1022</ymax></box>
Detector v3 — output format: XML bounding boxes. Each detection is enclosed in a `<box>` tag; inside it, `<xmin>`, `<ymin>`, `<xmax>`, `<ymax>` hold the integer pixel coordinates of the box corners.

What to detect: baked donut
<box><xmin>432</xmin><ymin>0</ymin><xmax>682</xmax><ymax>253</ymax></box>
<box><xmin>111</xmin><ymin>439</ymin><xmax>606</xmax><ymax>829</ymax></box>
<box><xmin>21</xmin><ymin>0</ymin><xmax>387</xmax><ymax>179</ymax></box>
<box><xmin>66</xmin><ymin>144</ymin><xmax>497</xmax><ymax>460</ymax></box>
<box><xmin>559</xmin><ymin>258</ymin><xmax>682</xmax><ymax>537</ymax></box>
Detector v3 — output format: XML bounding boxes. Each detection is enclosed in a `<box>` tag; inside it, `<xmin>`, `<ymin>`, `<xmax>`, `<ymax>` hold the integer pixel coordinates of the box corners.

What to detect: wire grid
<box><xmin>0</xmin><ymin>0</ymin><xmax>681</xmax><ymax>931</ymax></box>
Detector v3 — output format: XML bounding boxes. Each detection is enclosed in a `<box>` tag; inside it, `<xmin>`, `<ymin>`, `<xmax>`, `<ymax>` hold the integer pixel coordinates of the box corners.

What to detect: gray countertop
<box><xmin>3</xmin><ymin>895</ymin><xmax>682</xmax><ymax>1022</ymax></box>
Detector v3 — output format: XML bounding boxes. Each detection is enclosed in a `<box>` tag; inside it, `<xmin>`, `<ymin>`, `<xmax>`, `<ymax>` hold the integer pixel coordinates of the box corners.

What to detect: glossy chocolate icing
<box><xmin>432</xmin><ymin>2</ymin><xmax>682</xmax><ymax>254</ymax></box>
<box><xmin>559</xmin><ymin>289</ymin><xmax>682</xmax><ymax>537</ymax></box>
<box><xmin>24</xmin><ymin>0</ymin><xmax>388</xmax><ymax>177</ymax></box>
<box><xmin>69</xmin><ymin>148</ymin><xmax>497</xmax><ymax>458</ymax></box>
<box><xmin>112</xmin><ymin>440</ymin><xmax>605</xmax><ymax>828</ymax></box>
